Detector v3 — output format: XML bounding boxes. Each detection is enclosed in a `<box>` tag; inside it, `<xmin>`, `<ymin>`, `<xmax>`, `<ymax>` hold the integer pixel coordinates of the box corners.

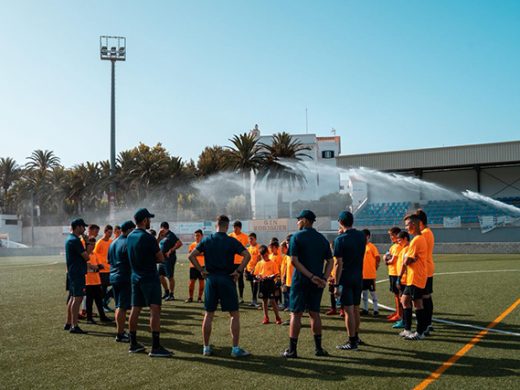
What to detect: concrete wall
<box><xmin>22</xmin><ymin>226</ymin><xmax>69</xmax><ymax>247</ymax></box>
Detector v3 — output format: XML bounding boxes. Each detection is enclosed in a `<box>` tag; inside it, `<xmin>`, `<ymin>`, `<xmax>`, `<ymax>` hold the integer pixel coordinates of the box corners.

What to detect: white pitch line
<box><xmin>372</xmin><ymin>301</ymin><xmax>520</xmax><ymax>337</ymax></box>
<box><xmin>375</xmin><ymin>269</ymin><xmax>520</xmax><ymax>284</ymax></box>
<box><xmin>0</xmin><ymin>261</ymin><xmax>60</xmax><ymax>268</ymax></box>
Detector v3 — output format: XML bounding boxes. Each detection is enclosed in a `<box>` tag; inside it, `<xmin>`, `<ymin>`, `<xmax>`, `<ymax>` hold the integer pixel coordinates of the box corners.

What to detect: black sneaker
<box><xmin>129</xmin><ymin>343</ymin><xmax>146</xmax><ymax>353</ymax></box>
<box><xmin>281</xmin><ymin>348</ymin><xmax>298</xmax><ymax>358</ymax></box>
<box><xmin>162</xmin><ymin>291</ymin><xmax>170</xmax><ymax>300</ymax></box>
<box><xmin>69</xmin><ymin>326</ymin><xmax>88</xmax><ymax>334</ymax></box>
<box><xmin>86</xmin><ymin>318</ymin><xmax>97</xmax><ymax>325</ymax></box>
<box><xmin>360</xmin><ymin>309</ymin><xmax>369</xmax><ymax>316</ymax></box>
<box><xmin>63</xmin><ymin>323</ymin><xmax>71</xmax><ymax>331</ymax></box>
<box><xmin>373</xmin><ymin>311</ymin><xmax>379</xmax><ymax>317</ymax></box>
<box><xmin>115</xmin><ymin>333</ymin><xmax>130</xmax><ymax>343</ymax></box>
<box><xmin>336</xmin><ymin>342</ymin><xmax>358</xmax><ymax>350</ymax></box>
<box><xmin>149</xmin><ymin>346</ymin><xmax>173</xmax><ymax>358</ymax></box>
<box><xmin>315</xmin><ymin>348</ymin><xmax>329</xmax><ymax>357</ymax></box>
<box><xmin>357</xmin><ymin>337</ymin><xmax>364</xmax><ymax>345</ymax></box>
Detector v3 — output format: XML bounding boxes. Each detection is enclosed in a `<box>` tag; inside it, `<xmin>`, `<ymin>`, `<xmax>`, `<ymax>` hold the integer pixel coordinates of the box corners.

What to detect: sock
<box><xmin>404</xmin><ymin>308</ymin><xmax>413</xmax><ymax>331</ymax></box>
<box><xmin>416</xmin><ymin>309</ymin><xmax>425</xmax><ymax>334</ymax></box>
<box><xmin>355</xmin><ymin>332</ymin><xmax>360</xmax><ymax>342</ymax></box>
<box><xmin>362</xmin><ymin>290</ymin><xmax>368</xmax><ymax>311</ymax></box>
<box><xmin>289</xmin><ymin>337</ymin><xmax>298</xmax><ymax>352</ymax></box>
<box><xmin>394</xmin><ymin>296</ymin><xmax>400</xmax><ymax>314</ymax></box>
<box><xmin>152</xmin><ymin>331</ymin><xmax>160</xmax><ymax>349</ymax></box>
<box><xmin>164</xmin><ymin>289</ymin><xmax>169</xmax><ymax>295</ymax></box>
<box><xmin>330</xmin><ymin>293</ymin><xmax>336</xmax><ymax>310</ymax></box>
<box><xmin>203</xmin><ymin>345</ymin><xmax>211</xmax><ymax>352</ymax></box>
<box><xmin>130</xmin><ymin>331</ymin><xmax>137</xmax><ymax>345</ymax></box>
<box><xmin>314</xmin><ymin>334</ymin><xmax>323</xmax><ymax>350</ymax></box>
<box><xmin>370</xmin><ymin>291</ymin><xmax>379</xmax><ymax>312</ymax></box>
<box><xmin>349</xmin><ymin>336</ymin><xmax>357</xmax><ymax>344</ymax></box>
<box><xmin>423</xmin><ymin>297</ymin><xmax>433</xmax><ymax>326</ymax></box>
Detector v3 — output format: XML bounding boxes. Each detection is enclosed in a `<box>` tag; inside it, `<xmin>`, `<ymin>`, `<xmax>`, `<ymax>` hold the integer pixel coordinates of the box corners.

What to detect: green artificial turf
<box><xmin>0</xmin><ymin>254</ymin><xmax>519</xmax><ymax>389</ymax></box>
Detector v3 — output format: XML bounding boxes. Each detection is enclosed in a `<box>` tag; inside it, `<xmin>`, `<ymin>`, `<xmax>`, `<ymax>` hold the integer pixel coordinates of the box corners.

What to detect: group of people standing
<box><xmin>64</xmin><ymin>206</ymin><xmax>435</xmax><ymax>358</ymax></box>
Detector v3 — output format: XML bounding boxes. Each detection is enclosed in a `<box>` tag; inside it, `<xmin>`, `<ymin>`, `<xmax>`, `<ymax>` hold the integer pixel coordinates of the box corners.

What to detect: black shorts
<box><xmin>403</xmin><ymin>285</ymin><xmax>424</xmax><ymax>300</ymax></box>
<box><xmin>340</xmin><ymin>280</ymin><xmax>362</xmax><ymax>307</ymax></box>
<box><xmin>244</xmin><ymin>270</ymin><xmax>255</xmax><ymax>282</ymax></box>
<box><xmin>189</xmin><ymin>267</ymin><xmax>204</xmax><ymax>280</ymax></box>
<box><xmin>424</xmin><ymin>277</ymin><xmax>433</xmax><ymax>294</ymax></box>
<box><xmin>289</xmin><ymin>279</ymin><xmax>324</xmax><ymax>313</ymax></box>
<box><xmin>259</xmin><ymin>278</ymin><xmax>276</xmax><ymax>300</ymax></box>
<box><xmin>362</xmin><ymin>279</ymin><xmax>376</xmax><ymax>292</ymax></box>
<box><xmin>100</xmin><ymin>272</ymin><xmax>111</xmax><ymax>287</ymax></box>
<box><xmin>389</xmin><ymin>276</ymin><xmax>400</xmax><ymax>294</ymax></box>
<box><xmin>158</xmin><ymin>259</ymin><xmax>176</xmax><ymax>278</ymax></box>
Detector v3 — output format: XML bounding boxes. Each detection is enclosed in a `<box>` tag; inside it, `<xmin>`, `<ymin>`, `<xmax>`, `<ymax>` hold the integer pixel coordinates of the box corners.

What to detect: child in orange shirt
<box><xmin>85</xmin><ymin>238</ymin><xmax>111</xmax><ymax>324</ymax></box>
<box><xmin>186</xmin><ymin>229</ymin><xmax>205</xmax><ymax>303</ymax></box>
<box><xmin>255</xmin><ymin>245</ymin><xmax>282</xmax><ymax>325</ymax></box>
<box><xmin>361</xmin><ymin>229</ymin><xmax>381</xmax><ymax>316</ymax></box>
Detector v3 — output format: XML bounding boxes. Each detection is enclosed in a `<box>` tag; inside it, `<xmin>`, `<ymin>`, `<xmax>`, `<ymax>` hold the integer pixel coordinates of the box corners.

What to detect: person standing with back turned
<box><xmin>188</xmin><ymin>215</ymin><xmax>251</xmax><ymax>357</ymax></box>
<box><xmin>282</xmin><ymin>209</ymin><xmax>333</xmax><ymax>358</ymax></box>
<box><xmin>333</xmin><ymin>211</ymin><xmax>366</xmax><ymax>351</ymax></box>
<box><xmin>126</xmin><ymin>208</ymin><xmax>172</xmax><ymax>357</ymax></box>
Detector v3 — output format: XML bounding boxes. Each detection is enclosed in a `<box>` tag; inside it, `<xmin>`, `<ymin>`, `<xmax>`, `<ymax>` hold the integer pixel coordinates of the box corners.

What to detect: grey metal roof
<box><xmin>336</xmin><ymin>140</ymin><xmax>520</xmax><ymax>171</ymax></box>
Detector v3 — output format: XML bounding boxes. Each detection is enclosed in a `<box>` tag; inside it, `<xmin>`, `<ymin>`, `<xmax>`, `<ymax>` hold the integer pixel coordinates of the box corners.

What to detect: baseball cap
<box><xmin>71</xmin><ymin>218</ymin><xmax>88</xmax><ymax>229</ymax></box>
<box><xmin>121</xmin><ymin>220</ymin><xmax>136</xmax><ymax>233</ymax></box>
<box><xmin>296</xmin><ymin>209</ymin><xmax>316</xmax><ymax>222</ymax></box>
<box><xmin>134</xmin><ymin>208</ymin><xmax>155</xmax><ymax>223</ymax></box>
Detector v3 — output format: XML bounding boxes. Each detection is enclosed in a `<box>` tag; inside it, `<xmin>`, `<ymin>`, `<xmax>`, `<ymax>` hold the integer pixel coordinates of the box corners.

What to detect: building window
<box><xmin>5</xmin><ymin>219</ymin><xmax>18</xmax><ymax>225</ymax></box>
<box><xmin>322</xmin><ymin>150</ymin><xmax>335</xmax><ymax>159</ymax></box>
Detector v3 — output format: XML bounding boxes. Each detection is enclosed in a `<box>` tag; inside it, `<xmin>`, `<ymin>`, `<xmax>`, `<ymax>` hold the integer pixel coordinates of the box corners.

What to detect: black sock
<box><xmin>152</xmin><ymin>331</ymin><xmax>160</xmax><ymax>349</ymax></box>
<box><xmin>355</xmin><ymin>332</ymin><xmax>360</xmax><ymax>342</ymax></box>
<box><xmin>130</xmin><ymin>331</ymin><xmax>137</xmax><ymax>345</ymax></box>
<box><xmin>423</xmin><ymin>297</ymin><xmax>433</xmax><ymax>326</ymax></box>
<box><xmin>289</xmin><ymin>337</ymin><xmax>298</xmax><ymax>352</ymax></box>
<box><xmin>416</xmin><ymin>309</ymin><xmax>425</xmax><ymax>334</ymax></box>
<box><xmin>314</xmin><ymin>334</ymin><xmax>322</xmax><ymax>350</ymax></box>
<box><xmin>404</xmin><ymin>308</ymin><xmax>413</xmax><ymax>331</ymax></box>
<box><xmin>164</xmin><ymin>289</ymin><xmax>169</xmax><ymax>295</ymax></box>
<box><xmin>349</xmin><ymin>336</ymin><xmax>357</xmax><ymax>344</ymax></box>
<box><xmin>330</xmin><ymin>294</ymin><xmax>336</xmax><ymax>310</ymax></box>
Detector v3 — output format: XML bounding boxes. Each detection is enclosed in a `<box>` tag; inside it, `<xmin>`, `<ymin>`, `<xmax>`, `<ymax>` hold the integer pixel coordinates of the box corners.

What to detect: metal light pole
<box><xmin>100</xmin><ymin>36</ymin><xmax>126</xmax><ymax>220</ymax></box>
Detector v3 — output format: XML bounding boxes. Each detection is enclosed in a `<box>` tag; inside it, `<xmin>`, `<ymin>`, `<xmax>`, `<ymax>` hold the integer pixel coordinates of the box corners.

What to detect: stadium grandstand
<box><xmin>336</xmin><ymin>140</ymin><xmax>520</xmax><ymax>245</ymax></box>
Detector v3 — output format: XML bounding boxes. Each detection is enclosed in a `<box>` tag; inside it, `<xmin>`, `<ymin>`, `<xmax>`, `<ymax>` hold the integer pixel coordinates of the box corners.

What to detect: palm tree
<box><xmin>257</xmin><ymin>132</ymin><xmax>312</xmax><ymax>217</ymax></box>
<box><xmin>226</xmin><ymin>132</ymin><xmax>264</xmax><ymax>217</ymax></box>
<box><xmin>24</xmin><ymin>150</ymin><xmax>62</xmax><ymax>222</ymax></box>
<box><xmin>0</xmin><ymin>157</ymin><xmax>20</xmax><ymax>212</ymax></box>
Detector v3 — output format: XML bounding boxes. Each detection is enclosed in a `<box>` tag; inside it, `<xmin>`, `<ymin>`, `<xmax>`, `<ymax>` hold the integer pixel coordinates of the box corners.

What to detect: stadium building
<box><xmin>336</xmin><ymin>140</ymin><xmax>520</xmax><ymax>248</ymax></box>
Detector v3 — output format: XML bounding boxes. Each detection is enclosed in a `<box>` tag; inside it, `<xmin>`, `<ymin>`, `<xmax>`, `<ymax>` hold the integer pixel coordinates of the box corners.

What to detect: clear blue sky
<box><xmin>0</xmin><ymin>1</ymin><xmax>519</xmax><ymax>167</ymax></box>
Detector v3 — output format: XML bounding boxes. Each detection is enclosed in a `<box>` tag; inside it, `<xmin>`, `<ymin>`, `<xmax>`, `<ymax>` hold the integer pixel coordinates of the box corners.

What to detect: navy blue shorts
<box><xmin>289</xmin><ymin>280</ymin><xmax>324</xmax><ymax>313</ymax></box>
<box><xmin>204</xmin><ymin>274</ymin><xmax>239</xmax><ymax>312</ymax></box>
<box><xmin>131</xmin><ymin>280</ymin><xmax>162</xmax><ymax>307</ymax></box>
<box><xmin>112</xmin><ymin>282</ymin><xmax>132</xmax><ymax>310</ymax></box>
<box><xmin>340</xmin><ymin>280</ymin><xmax>362</xmax><ymax>307</ymax></box>
<box><xmin>68</xmin><ymin>275</ymin><xmax>86</xmax><ymax>297</ymax></box>
<box><xmin>158</xmin><ymin>259</ymin><xmax>176</xmax><ymax>278</ymax></box>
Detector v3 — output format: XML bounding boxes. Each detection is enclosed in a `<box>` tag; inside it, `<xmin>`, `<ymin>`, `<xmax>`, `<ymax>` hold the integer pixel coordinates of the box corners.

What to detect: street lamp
<box><xmin>100</xmin><ymin>36</ymin><xmax>126</xmax><ymax>219</ymax></box>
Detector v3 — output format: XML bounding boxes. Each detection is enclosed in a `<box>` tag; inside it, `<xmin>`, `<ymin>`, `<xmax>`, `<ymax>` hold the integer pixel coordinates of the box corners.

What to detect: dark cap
<box><xmin>121</xmin><ymin>220</ymin><xmax>136</xmax><ymax>233</ymax></box>
<box><xmin>338</xmin><ymin>210</ymin><xmax>354</xmax><ymax>227</ymax></box>
<box><xmin>71</xmin><ymin>218</ymin><xmax>88</xmax><ymax>229</ymax></box>
<box><xmin>296</xmin><ymin>209</ymin><xmax>316</xmax><ymax>222</ymax></box>
<box><xmin>134</xmin><ymin>208</ymin><xmax>155</xmax><ymax>222</ymax></box>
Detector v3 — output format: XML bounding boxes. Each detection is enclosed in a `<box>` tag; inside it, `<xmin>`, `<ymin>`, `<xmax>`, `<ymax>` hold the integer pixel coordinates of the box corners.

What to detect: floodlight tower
<box><xmin>100</xmin><ymin>36</ymin><xmax>126</xmax><ymax>218</ymax></box>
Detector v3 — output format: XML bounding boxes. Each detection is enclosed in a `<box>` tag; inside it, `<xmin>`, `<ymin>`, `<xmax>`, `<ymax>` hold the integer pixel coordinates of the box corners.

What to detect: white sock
<box><xmin>362</xmin><ymin>290</ymin><xmax>369</xmax><ymax>310</ymax></box>
<box><xmin>370</xmin><ymin>290</ymin><xmax>379</xmax><ymax>311</ymax></box>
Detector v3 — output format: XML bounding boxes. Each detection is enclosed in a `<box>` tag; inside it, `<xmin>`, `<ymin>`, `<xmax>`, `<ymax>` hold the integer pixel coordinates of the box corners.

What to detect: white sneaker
<box><xmin>399</xmin><ymin>330</ymin><xmax>412</xmax><ymax>338</ymax></box>
<box><xmin>405</xmin><ymin>331</ymin><xmax>425</xmax><ymax>340</ymax></box>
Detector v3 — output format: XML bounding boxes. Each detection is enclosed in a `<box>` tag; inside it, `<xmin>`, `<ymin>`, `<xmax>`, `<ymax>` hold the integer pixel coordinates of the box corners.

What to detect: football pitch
<box><xmin>0</xmin><ymin>254</ymin><xmax>519</xmax><ymax>389</ymax></box>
